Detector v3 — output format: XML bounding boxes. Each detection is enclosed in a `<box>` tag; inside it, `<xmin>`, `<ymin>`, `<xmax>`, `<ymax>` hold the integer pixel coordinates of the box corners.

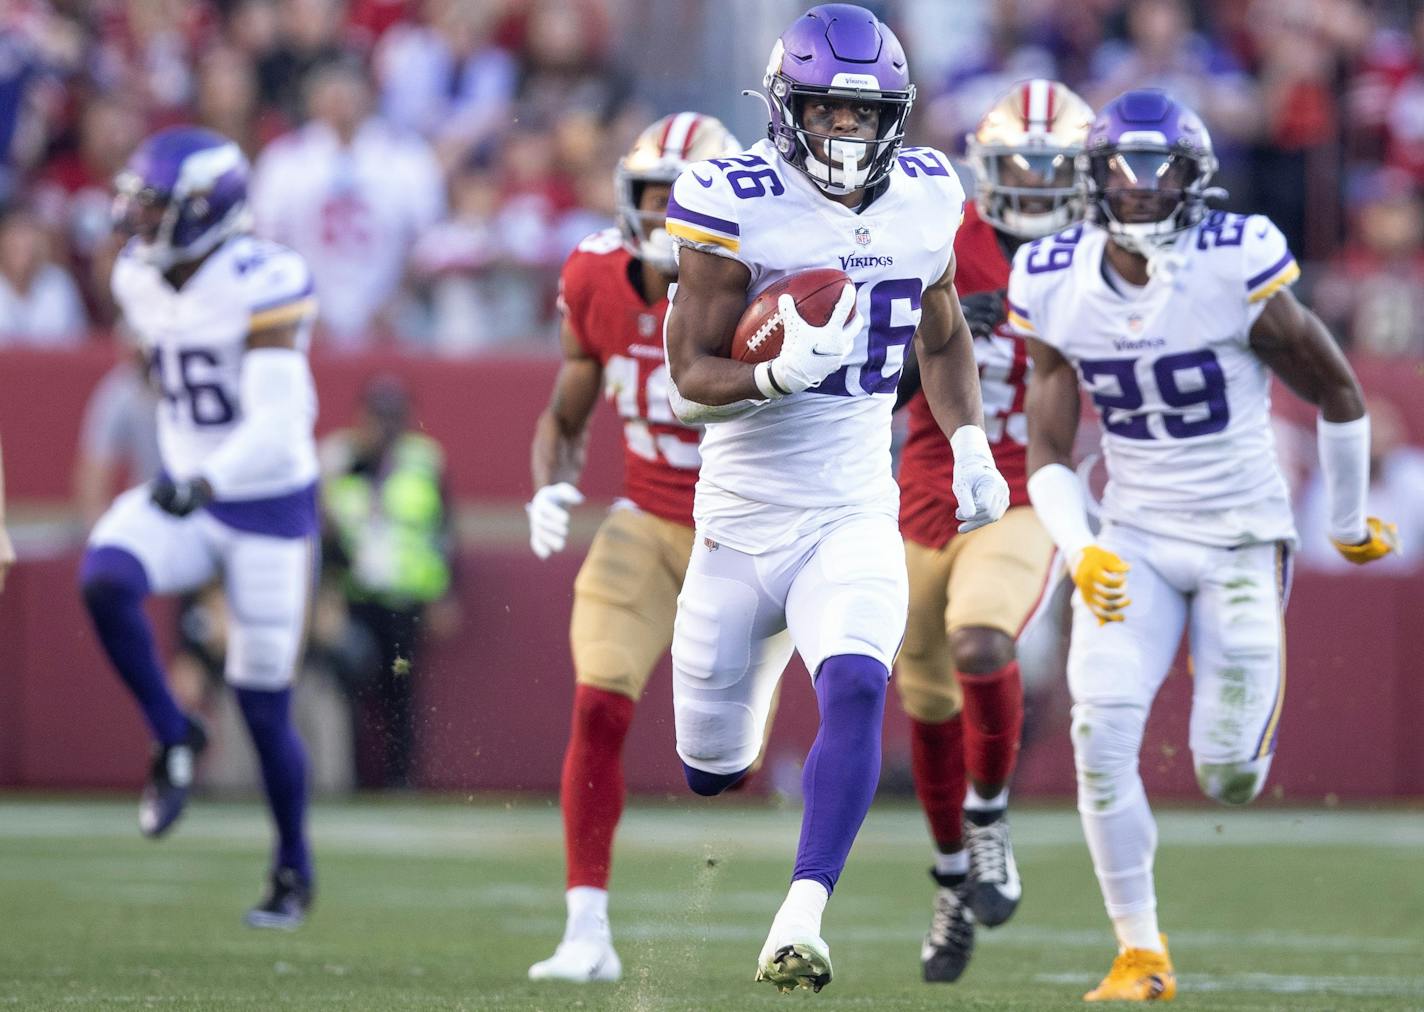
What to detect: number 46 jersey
<box><xmin>111</xmin><ymin>234</ymin><xmax>319</xmax><ymax>500</ymax></box>
<box><xmin>1008</xmin><ymin>213</ymin><xmax>1301</xmax><ymax>547</ymax></box>
<box><xmin>667</xmin><ymin>138</ymin><xmax>965</xmax><ymax>552</ymax></box>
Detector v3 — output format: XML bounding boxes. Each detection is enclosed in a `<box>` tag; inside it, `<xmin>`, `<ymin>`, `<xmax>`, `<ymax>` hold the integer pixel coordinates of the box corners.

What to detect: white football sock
<box><xmin>933</xmin><ymin>848</ymin><xmax>970</xmax><ymax>879</ymax></box>
<box><xmin>565</xmin><ymin>886</ymin><xmax>610</xmax><ymax>941</ymax></box>
<box><xmin>1079</xmin><ymin>775</ymin><xmax>1160</xmax><ymax>944</ymax></box>
<box><xmin>1112</xmin><ymin>908</ymin><xmax>1164</xmax><ymax>953</ymax></box>
<box><xmin>772</xmin><ymin>879</ymin><xmax>829</xmax><ymax>935</ymax></box>
<box><xmin>964</xmin><ymin>784</ymin><xmax>1009</xmax><ymax>811</ymax></box>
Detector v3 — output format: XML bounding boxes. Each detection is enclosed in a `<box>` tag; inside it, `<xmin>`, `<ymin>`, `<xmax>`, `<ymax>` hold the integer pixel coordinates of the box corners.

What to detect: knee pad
<box><xmin>79</xmin><ymin>546</ymin><xmax>150</xmax><ymax>605</ymax></box>
<box><xmin>1196</xmin><ymin>755</ymin><xmax>1271</xmax><ymax>806</ymax></box>
<box><xmin>816</xmin><ymin>654</ymin><xmax>888</xmax><ymax>707</ymax></box>
<box><xmin>1071</xmin><ymin>702</ymin><xmax>1148</xmax><ymax>814</ymax></box>
<box><xmin>674</xmin><ymin>697</ymin><xmax>762</xmax><ymax>775</ymax></box>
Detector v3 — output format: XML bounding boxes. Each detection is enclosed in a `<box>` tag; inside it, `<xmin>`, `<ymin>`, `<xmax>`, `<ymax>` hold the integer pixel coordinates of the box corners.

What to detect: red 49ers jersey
<box><xmin>560</xmin><ymin>228</ymin><xmax>699</xmax><ymax>526</ymax></box>
<box><xmin>899</xmin><ymin>203</ymin><xmax>1030</xmax><ymax>549</ymax></box>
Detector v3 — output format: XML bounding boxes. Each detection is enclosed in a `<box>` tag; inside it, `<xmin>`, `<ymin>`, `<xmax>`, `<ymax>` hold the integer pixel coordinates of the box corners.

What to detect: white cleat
<box><xmin>528</xmin><ymin>937</ymin><xmax>622</xmax><ymax>983</ymax></box>
<box><xmin>755</xmin><ymin>933</ymin><xmax>833</xmax><ymax>994</ymax></box>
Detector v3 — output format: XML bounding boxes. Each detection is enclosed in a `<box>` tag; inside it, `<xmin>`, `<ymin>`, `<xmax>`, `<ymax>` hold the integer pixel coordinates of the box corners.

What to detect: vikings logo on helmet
<box><xmin>113</xmin><ymin>126</ymin><xmax>251</xmax><ymax>271</ymax></box>
<box><xmin>760</xmin><ymin>3</ymin><xmax>915</xmax><ymax>195</ymax></box>
<box><xmin>967</xmin><ymin>79</ymin><xmax>1095</xmax><ymax>239</ymax></box>
<box><xmin>616</xmin><ymin>113</ymin><xmax>741</xmax><ymax>274</ymax></box>
<box><xmin>1078</xmin><ymin>89</ymin><xmax>1222</xmax><ymax>258</ymax></box>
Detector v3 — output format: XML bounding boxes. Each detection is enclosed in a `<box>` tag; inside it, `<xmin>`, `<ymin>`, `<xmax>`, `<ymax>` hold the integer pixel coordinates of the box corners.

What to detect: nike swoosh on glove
<box><xmin>1071</xmin><ymin>545</ymin><xmax>1131</xmax><ymax>624</ymax></box>
<box><xmin>526</xmin><ymin>482</ymin><xmax>584</xmax><ymax>559</ymax></box>
<box><xmin>1332</xmin><ymin>516</ymin><xmax>1399</xmax><ymax>565</ymax></box>
<box><xmin>755</xmin><ymin>284</ymin><xmax>858</xmax><ymax>398</ymax></box>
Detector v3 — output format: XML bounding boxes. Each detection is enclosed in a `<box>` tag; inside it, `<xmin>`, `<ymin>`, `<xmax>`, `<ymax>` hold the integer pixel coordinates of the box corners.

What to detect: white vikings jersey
<box><xmin>1008</xmin><ymin>213</ymin><xmax>1302</xmax><ymax>547</ymax></box>
<box><xmin>666</xmin><ymin>138</ymin><xmax>965</xmax><ymax>551</ymax></box>
<box><xmin>111</xmin><ymin>235</ymin><xmax>320</xmax><ymax>500</ymax></box>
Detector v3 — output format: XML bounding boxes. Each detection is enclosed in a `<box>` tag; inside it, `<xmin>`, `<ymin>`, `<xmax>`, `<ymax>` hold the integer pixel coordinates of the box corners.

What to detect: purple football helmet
<box><xmin>762</xmin><ymin>4</ymin><xmax>914</xmax><ymax>195</ymax></box>
<box><xmin>113</xmin><ymin>127</ymin><xmax>250</xmax><ymax>270</ymax></box>
<box><xmin>1078</xmin><ymin>89</ymin><xmax>1220</xmax><ymax>257</ymax></box>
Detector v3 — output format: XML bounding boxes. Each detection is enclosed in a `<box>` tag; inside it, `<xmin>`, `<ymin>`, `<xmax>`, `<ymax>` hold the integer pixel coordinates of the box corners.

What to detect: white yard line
<box><xmin>1037</xmin><ymin>971</ymin><xmax>1424</xmax><ymax>998</ymax></box>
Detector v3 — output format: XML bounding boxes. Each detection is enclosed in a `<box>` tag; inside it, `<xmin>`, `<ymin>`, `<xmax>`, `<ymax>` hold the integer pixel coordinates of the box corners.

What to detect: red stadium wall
<box><xmin>2</xmin><ymin>349</ymin><xmax>1422</xmax><ymax>798</ymax></box>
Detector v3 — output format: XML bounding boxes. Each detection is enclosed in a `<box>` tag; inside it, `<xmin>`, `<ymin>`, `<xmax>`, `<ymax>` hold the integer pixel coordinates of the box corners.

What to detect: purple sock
<box><xmin>791</xmin><ymin>654</ymin><xmax>888</xmax><ymax>895</ymax></box>
<box><xmin>683</xmin><ymin>762</ymin><xmax>750</xmax><ymax>797</ymax></box>
<box><xmin>235</xmin><ymin>687</ymin><xmax>312</xmax><ymax>885</ymax></box>
<box><xmin>80</xmin><ymin>546</ymin><xmax>189</xmax><ymax>745</ymax></box>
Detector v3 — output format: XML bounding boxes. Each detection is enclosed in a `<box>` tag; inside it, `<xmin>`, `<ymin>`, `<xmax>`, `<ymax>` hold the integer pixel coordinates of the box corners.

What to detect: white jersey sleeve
<box><xmin>666</xmin><ymin>156</ymin><xmax>752</xmax><ymax>274</ymax></box>
<box><xmin>1238</xmin><ymin>214</ymin><xmax>1300</xmax><ymax>323</ymax></box>
<box><xmin>241</xmin><ymin>242</ymin><xmax>318</xmax><ymax>347</ymax></box>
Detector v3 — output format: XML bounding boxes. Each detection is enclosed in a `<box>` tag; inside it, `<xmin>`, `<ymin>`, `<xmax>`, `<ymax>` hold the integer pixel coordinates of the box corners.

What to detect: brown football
<box><xmin>730</xmin><ymin>268</ymin><xmax>856</xmax><ymax>364</ymax></box>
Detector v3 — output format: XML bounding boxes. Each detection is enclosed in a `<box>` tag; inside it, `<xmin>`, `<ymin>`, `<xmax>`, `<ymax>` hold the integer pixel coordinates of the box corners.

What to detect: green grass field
<box><xmin>1</xmin><ymin>797</ymin><xmax>1421</xmax><ymax>1011</ymax></box>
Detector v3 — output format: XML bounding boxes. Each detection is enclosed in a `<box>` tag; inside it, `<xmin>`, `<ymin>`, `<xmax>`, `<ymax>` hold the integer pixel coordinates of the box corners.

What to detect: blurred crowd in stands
<box><xmin>0</xmin><ymin>0</ymin><xmax>1420</xmax><ymax>359</ymax></box>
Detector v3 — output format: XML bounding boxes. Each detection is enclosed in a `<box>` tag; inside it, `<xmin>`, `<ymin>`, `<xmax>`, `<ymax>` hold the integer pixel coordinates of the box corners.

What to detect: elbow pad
<box><xmin>201</xmin><ymin>348</ymin><xmax>317</xmax><ymax>498</ymax></box>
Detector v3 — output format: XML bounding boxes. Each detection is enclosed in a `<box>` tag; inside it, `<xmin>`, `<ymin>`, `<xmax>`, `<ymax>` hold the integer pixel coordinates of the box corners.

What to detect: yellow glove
<box><xmin>1331</xmin><ymin>516</ymin><xmax>1399</xmax><ymax>565</ymax></box>
<box><xmin>1072</xmin><ymin>545</ymin><xmax>1131</xmax><ymax>624</ymax></box>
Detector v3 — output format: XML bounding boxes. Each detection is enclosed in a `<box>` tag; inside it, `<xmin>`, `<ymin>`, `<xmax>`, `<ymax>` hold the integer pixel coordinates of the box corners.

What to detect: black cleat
<box><xmin>965</xmin><ymin>809</ymin><xmax>1022</xmax><ymax>927</ymax></box>
<box><xmin>921</xmin><ymin>868</ymin><xmax>975</xmax><ymax>983</ymax></box>
<box><xmin>244</xmin><ymin>867</ymin><xmax>314</xmax><ymax>930</ymax></box>
<box><xmin>138</xmin><ymin>718</ymin><xmax>208</xmax><ymax>839</ymax></box>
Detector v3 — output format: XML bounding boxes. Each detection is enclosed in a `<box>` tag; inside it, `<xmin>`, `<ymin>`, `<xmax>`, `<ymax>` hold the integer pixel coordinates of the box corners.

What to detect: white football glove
<box><xmin>526</xmin><ymin>482</ymin><xmax>584</xmax><ymax>559</ymax></box>
<box><xmin>950</xmin><ymin>426</ymin><xmax>1010</xmax><ymax>533</ymax></box>
<box><xmin>753</xmin><ymin>284</ymin><xmax>858</xmax><ymax>399</ymax></box>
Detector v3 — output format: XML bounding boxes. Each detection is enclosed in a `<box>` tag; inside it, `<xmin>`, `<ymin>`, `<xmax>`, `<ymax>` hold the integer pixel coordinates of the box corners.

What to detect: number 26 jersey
<box><xmin>1007</xmin><ymin>213</ymin><xmax>1301</xmax><ymax>547</ymax></box>
<box><xmin>666</xmin><ymin>138</ymin><xmax>965</xmax><ymax>552</ymax></box>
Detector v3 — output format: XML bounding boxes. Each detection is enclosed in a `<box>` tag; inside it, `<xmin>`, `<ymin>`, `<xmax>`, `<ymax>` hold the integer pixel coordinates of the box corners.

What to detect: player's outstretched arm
<box><xmin>527</xmin><ymin>317</ymin><xmax>600</xmax><ymax>559</ymax></box>
<box><xmin>1025</xmin><ymin>338</ymin><xmax>1130</xmax><ymax>623</ymax></box>
<box><xmin>917</xmin><ymin>257</ymin><xmax>1009</xmax><ymax>532</ymax></box>
<box><xmin>665</xmin><ymin>248</ymin><xmax>764</xmax><ymax>409</ymax></box>
<box><xmin>1250</xmin><ymin>288</ymin><xmax>1398</xmax><ymax>562</ymax></box>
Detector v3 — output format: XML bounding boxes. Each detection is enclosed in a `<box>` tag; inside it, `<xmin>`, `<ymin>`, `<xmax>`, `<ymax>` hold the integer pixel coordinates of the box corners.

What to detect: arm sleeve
<box><xmin>199</xmin><ymin>348</ymin><xmax>317</xmax><ymax>497</ymax></box>
<box><xmin>1316</xmin><ymin>414</ymin><xmax>1370</xmax><ymax>545</ymax></box>
<box><xmin>1241</xmin><ymin>215</ymin><xmax>1300</xmax><ymax>325</ymax></box>
<box><xmin>666</xmin><ymin>166</ymin><xmax>746</xmax><ymax>267</ymax></box>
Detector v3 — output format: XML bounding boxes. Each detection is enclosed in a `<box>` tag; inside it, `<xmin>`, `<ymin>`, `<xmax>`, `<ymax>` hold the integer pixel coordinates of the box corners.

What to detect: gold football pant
<box><xmin>896</xmin><ymin>505</ymin><xmax>1056</xmax><ymax>723</ymax></box>
<box><xmin>570</xmin><ymin>506</ymin><xmax>693</xmax><ymax>699</ymax></box>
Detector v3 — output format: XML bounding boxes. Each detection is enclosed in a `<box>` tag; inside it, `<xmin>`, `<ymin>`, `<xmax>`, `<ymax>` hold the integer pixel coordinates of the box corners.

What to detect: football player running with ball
<box><xmin>894</xmin><ymin>79</ymin><xmax>1094</xmax><ymax>983</ymax></box>
<box><xmin>1016</xmin><ymin>90</ymin><xmax>1399</xmax><ymax>1001</ymax></box>
<box><xmin>80</xmin><ymin>127</ymin><xmax>319</xmax><ymax>928</ymax></box>
<box><xmin>526</xmin><ymin>113</ymin><xmax>742</xmax><ymax>983</ymax></box>
<box><xmin>664</xmin><ymin>4</ymin><xmax>1009</xmax><ymax>993</ymax></box>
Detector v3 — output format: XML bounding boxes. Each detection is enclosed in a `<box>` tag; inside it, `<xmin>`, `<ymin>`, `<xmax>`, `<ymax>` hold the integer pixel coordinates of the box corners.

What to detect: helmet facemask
<box><xmin>766</xmin><ymin>65</ymin><xmax>914</xmax><ymax>195</ymax></box>
<box><xmin>1082</xmin><ymin>145</ymin><xmax>1217</xmax><ymax>258</ymax></box>
<box><xmin>615</xmin><ymin>171</ymin><xmax>678</xmax><ymax>275</ymax></box>
<box><xmin>970</xmin><ymin>145</ymin><xmax>1082</xmax><ymax>239</ymax></box>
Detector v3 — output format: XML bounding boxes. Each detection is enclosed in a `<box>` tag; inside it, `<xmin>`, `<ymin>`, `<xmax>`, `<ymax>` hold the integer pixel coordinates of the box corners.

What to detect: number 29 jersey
<box><xmin>1007</xmin><ymin>213</ymin><xmax>1302</xmax><ymax>547</ymax></box>
<box><xmin>559</xmin><ymin>228</ymin><xmax>700</xmax><ymax>526</ymax></box>
<box><xmin>111</xmin><ymin>235</ymin><xmax>319</xmax><ymax>500</ymax></box>
<box><xmin>667</xmin><ymin>138</ymin><xmax>965</xmax><ymax>552</ymax></box>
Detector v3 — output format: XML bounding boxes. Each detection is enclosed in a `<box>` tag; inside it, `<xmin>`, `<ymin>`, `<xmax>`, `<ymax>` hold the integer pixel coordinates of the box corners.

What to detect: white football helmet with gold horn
<box><xmin>616</xmin><ymin>112</ymin><xmax>741</xmax><ymax>274</ymax></box>
<box><xmin>966</xmin><ymin>80</ymin><xmax>1094</xmax><ymax>240</ymax></box>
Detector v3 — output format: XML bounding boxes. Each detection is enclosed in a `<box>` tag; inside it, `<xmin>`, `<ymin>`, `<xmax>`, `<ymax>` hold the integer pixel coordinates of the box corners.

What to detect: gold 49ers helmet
<box><xmin>616</xmin><ymin>112</ymin><xmax>740</xmax><ymax>274</ymax></box>
<box><xmin>967</xmin><ymin>79</ymin><xmax>1095</xmax><ymax>239</ymax></box>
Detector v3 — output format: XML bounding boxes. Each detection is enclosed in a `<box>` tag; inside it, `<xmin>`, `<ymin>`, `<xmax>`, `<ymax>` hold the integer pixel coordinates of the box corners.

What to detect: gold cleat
<box><xmin>1084</xmin><ymin>935</ymin><xmax>1177</xmax><ymax>1002</ymax></box>
<box><xmin>754</xmin><ymin>942</ymin><xmax>833</xmax><ymax>994</ymax></box>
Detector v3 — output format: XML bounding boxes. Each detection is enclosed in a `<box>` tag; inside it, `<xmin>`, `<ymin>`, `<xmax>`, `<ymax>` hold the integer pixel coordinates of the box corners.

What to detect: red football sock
<box><xmin>909</xmin><ymin>713</ymin><xmax>967</xmax><ymax>851</ymax></box>
<box><xmin>958</xmin><ymin>660</ymin><xmax>1024</xmax><ymax>791</ymax></box>
<box><xmin>561</xmin><ymin>684</ymin><xmax>636</xmax><ymax>890</ymax></box>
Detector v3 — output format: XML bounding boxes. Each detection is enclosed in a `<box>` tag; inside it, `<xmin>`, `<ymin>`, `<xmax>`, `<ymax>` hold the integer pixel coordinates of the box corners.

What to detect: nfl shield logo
<box><xmin>854</xmin><ymin>226</ymin><xmax>871</xmax><ymax>247</ymax></box>
<box><xmin>638</xmin><ymin>313</ymin><xmax>657</xmax><ymax>338</ymax></box>
<box><xmin>1127</xmin><ymin>313</ymin><xmax>1144</xmax><ymax>334</ymax></box>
